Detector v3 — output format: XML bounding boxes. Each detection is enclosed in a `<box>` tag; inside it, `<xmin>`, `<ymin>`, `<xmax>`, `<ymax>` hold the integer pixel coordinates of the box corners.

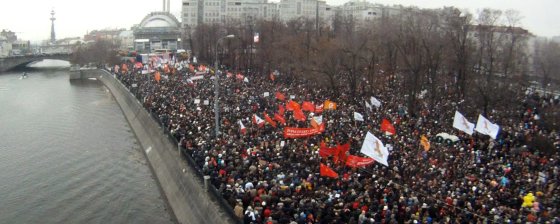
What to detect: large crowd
<box><xmin>110</xmin><ymin>55</ymin><xmax>559</xmax><ymax>224</ymax></box>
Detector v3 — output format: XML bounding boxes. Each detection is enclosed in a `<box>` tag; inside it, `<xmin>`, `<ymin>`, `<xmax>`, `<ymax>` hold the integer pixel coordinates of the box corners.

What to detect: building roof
<box><xmin>139</xmin><ymin>12</ymin><xmax>181</xmax><ymax>29</ymax></box>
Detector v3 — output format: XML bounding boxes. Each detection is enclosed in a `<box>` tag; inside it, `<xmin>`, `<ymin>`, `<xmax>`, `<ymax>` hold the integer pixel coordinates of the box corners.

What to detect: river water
<box><xmin>0</xmin><ymin>60</ymin><xmax>174</xmax><ymax>223</ymax></box>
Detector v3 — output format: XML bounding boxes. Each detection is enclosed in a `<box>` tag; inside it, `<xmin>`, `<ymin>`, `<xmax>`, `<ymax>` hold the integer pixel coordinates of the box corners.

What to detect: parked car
<box><xmin>435</xmin><ymin>132</ymin><xmax>460</xmax><ymax>145</ymax></box>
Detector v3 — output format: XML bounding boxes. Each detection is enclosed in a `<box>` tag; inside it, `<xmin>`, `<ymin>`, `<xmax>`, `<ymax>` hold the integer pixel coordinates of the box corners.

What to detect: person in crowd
<box><xmin>111</xmin><ymin>55</ymin><xmax>560</xmax><ymax>224</ymax></box>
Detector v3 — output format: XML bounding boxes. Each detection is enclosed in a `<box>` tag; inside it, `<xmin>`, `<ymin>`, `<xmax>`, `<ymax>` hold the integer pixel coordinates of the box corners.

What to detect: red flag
<box><xmin>319</xmin><ymin>145</ymin><xmax>338</xmax><ymax>158</ymax></box>
<box><xmin>302</xmin><ymin>101</ymin><xmax>315</xmax><ymax>112</ymax></box>
<box><xmin>381</xmin><ymin>119</ymin><xmax>396</xmax><ymax>135</ymax></box>
<box><xmin>226</xmin><ymin>72</ymin><xmax>233</xmax><ymax>78</ymax></box>
<box><xmin>286</xmin><ymin>100</ymin><xmax>300</xmax><ymax>111</ymax></box>
<box><xmin>278</xmin><ymin>105</ymin><xmax>286</xmax><ymax>116</ymax></box>
<box><xmin>274</xmin><ymin>113</ymin><xmax>286</xmax><ymax>125</ymax></box>
<box><xmin>264</xmin><ymin>112</ymin><xmax>277</xmax><ymax>128</ymax></box>
<box><xmin>275</xmin><ymin>92</ymin><xmax>285</xmax><ymax>101</ymax></box>
<box><xmin>315</xmin><ymin>104</ymin><xmax>324</xmax><ymax>114</ymax></box>
<box><xmin>320</xmin><ymin>141</ymin><xmax>327</xmax><ymax>149</ymax></box>
<box><xmin>293</xmin><ymin>108</ymin><xmax>306</xmax><ymax>122</ymax></box>
<box><xmin>320</xmin><ymin>163</ymin><xmax>338</xmax><ymax>178</ymax></box>
<box><xmin>337</xmin><ymin>143</ymin><xmax>350</xmax><ymax>164</ymax></box>
<box><xmin>345</xmin><ymin>155</ymin><xmax>375</xmax><ymax>168</ymax></box>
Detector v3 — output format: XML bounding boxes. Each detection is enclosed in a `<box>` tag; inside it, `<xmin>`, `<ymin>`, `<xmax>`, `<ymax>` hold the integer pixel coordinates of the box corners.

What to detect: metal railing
<box><xmin>104</xmin><ymin>69</ymin><xmax>241</xmax><ymax>223</ymax></box>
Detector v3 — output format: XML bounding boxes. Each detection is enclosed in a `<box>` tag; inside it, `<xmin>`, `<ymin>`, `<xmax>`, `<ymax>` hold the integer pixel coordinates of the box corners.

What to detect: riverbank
<box><xmin>78</xmin><ymin>69</ymin><xmax>236</xmax><ymax>224</ymax></box>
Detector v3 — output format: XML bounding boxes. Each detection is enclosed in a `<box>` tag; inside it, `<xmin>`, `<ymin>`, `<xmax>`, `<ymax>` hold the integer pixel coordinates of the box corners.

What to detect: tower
<box><xmin>162</xmin><ymin>0</ymin><xmax>170</xmax><ymax>12</ymax></box>
<box><xmin>50</xmin><ymin>10</ymin><xmax>56</xmax><ymax>44</ymax></box>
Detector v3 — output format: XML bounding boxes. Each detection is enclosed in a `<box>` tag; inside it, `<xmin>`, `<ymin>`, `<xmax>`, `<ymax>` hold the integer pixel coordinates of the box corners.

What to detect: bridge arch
<box><xmin>0</xmin><ymin>53</ymin><xmax>71</xmax><ymax>72</ymax></box>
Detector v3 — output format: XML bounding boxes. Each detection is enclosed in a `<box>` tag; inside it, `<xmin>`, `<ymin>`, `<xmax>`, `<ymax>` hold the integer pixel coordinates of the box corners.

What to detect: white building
<box><xmin>0</xmin><ymin>36</ymin><xmax>12</xmax><ymax>57</ymax></box>
<box><xmin>279</xmin><ymin>0</ymin><xmax>331</xmax><ymax>22</ymax></box>
<box><xmin>118</xmin><ymin>30</ymin><xmax>134</xmax><ymax>50</ymax></box>
<box><xmin>182</xmin><ymin>0</ymin><xmax>280</xmax><ymax>29</ymax></box>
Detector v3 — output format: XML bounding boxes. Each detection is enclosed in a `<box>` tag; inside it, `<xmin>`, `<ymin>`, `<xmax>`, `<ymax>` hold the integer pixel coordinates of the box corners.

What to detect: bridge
<box><xmin>0</xmin><ymin>53</ymin><xmax>71</xmax><ymax>72</ymax></box>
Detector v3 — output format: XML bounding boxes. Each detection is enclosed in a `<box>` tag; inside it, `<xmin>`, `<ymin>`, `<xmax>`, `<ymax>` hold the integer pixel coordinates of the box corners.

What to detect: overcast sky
<box><xmin>1</xmin><ymin>0</ymin><xmax>558</xmax><ymax>42</ymax></box>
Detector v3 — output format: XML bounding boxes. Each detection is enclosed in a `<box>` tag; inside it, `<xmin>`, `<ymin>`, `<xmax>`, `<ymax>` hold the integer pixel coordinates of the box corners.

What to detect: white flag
<box><xmin>365</xmin><ymin>101</ymin><xmax>372</xmax><ymax>111</ymax></box>
<box><xmin>370</xmin><ymin>96</ymin><xmax>382</xmax><ymax>108</ymax></box>
<box><xmin>194</xmin><ymin>99</ymin><xmax>201</xmax><ymax>104</ymax></box>
<box><xmin>244</xmin><ymin>77</ymin><xmax>249</xmax><ymax>83</ymax></box>
<box><xmin>354</xmin><ymin>112</ymin><xmax>364</xmax><ymax>121</ymax></box>
<box><xmin>475</xmin><ymin>114</ymin><xmax>500</xmax><ymax>139</ymax></box>
<box><xmin>263</xmin><ymin>92</ymin><xmax>270</xmax><ymax>97</ymax></box>
<box><xmin>452</xmin><ymin>111</ymin><xmax>475</xmax><ymax>135</ymax></box>
<box><xmin>360</xmin><ymin>132</ymin><xmax>389</xmax><ymax>166</ymax></box>
<box><xmin>203</xmin><ymin>100</ymin><xmax>209</xmax><ymax>105</ymax></box>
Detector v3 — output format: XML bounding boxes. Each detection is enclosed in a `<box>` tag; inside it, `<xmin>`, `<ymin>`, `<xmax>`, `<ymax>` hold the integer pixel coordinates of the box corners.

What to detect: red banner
<box><xmin>284</xmin><ymin>127</ymin><xmax>321</xmax><ymax>138</ymax></box>
<box><xmin>345</xmin><ymin>155</ymin><xmax>375</xmax><ymax>168</ymax></box>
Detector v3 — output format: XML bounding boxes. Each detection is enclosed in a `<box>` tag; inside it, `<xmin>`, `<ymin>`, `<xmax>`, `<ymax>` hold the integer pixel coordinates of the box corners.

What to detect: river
<box><xmin>0</xmin><ymin>60</ymin><xmax>174</xmax><ymax>223</ymax></box>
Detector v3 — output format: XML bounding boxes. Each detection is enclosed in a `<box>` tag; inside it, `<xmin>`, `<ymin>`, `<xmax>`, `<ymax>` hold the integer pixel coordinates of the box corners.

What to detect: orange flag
<box><xmin>320</xmin><ymin>163</ymin><xmax>338</xmax><ymax>178</ymax></box>
<box><xmin>420</xmin><ymin>135</ymin><xmax>430</xmax><ymax>151</ymax></box>
<box><xmin>302</xmin><ymin>101</ymin><xmax>315</xmax><ymax>112</ymax></box>
<box><xmin>154</xmin><ymin>71</ymin><xmax>161</xmax><ymax>82</ymax></box>
<box><xmin>264</xmin><ymin>112</ymin><xmax>277</xmax><ymax>128</ymax></box>
<box><xmin>278</xmin><ymin>104</ymin><xmax>286</xmax><ymax>116</ymax></box>
<box><xmin>381</xmin><ymin>119</ymin><xmax>396</xmax><ymax>135</ymax></box>
<box><xmin>324</xmin><ymin>100</ymin><xmax>337</xmax><ymax>110</ymax></box>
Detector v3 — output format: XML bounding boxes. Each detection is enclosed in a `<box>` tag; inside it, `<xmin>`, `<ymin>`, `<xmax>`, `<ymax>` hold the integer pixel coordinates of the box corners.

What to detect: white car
<box><xmin>435</xmin><ymin>132</ymin><xmax>460</xmax><ymax>145</ymax></box>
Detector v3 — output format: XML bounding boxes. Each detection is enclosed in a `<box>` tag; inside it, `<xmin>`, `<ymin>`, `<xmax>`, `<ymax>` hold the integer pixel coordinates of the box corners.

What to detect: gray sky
<box><xmin>1</xmin><ymin>0</ymin><xmax>558</xmax><ymax>42</ymax></box>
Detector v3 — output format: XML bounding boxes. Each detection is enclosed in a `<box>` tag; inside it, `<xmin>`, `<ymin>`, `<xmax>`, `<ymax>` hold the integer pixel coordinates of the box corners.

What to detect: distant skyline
<box><xmin>1</xmin><ymin>0</ymin><xmax>558</xmax><ymax>42</ymax></box>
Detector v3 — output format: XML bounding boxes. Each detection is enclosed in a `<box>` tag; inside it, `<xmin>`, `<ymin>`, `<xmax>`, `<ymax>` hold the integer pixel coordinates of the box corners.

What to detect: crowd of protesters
<box><xmin>109</xmin><ymin>54</ymin><xmax>559</xmax><ymax>224</ymax></box>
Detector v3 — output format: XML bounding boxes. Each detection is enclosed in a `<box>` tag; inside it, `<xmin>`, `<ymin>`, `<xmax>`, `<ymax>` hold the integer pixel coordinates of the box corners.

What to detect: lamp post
<box><xmin>214</xmin><ymin>34</ymin><xmax>235</xmax><ymax>137</ymax></box>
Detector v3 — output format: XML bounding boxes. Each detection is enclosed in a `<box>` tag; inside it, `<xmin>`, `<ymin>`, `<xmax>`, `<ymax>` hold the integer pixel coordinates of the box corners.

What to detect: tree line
<box><xmin>186</xmin><ymin>7</ymin><xmax>559</xmax><ymax>128</ymax></box>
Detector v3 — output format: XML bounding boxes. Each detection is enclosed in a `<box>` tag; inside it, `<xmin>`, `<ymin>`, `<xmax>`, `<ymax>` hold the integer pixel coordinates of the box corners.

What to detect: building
<box><xmin>278</xmin><ymin>0</ymin><xmax>331</xmax><ymax>22</ymax></box>
<box><xmin>182</xmin><ymin>0</ymin><xmax>280</xmax><ymax>29</ymax></box>
<box><xmin>0</xmin><ymin>36</ymin><xmax>12</xmax><ymax>57</ymax></box>
<box><xmin>0</xmin><ymin>30</ymin><xmax>17</xmax><ymax>42</ymax></box>
<box><xmin>118</xmin><ymin>30</ymin><xmax>134</xmax><ymax>50</ymax></box>
<box><xmin>133</xmin><ymin>11</ymin><xmax>182</xmax><ymax>52</ymax></box>
<box><xmin>83</xmin><ymin>29</ymin><xmax>124</xmax><ymax>43</ymax></box>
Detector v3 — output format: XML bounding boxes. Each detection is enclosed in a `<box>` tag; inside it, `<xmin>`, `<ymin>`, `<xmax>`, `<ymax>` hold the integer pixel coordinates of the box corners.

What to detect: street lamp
<box><xmin>214</xmin><ymin>34</ymin><xmax>235</xmax><ymax>137</ymax></box>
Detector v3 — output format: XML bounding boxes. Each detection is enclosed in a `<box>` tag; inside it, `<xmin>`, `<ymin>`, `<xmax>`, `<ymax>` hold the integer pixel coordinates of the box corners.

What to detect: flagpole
<box><xmin>214</xmin><ymin>34</ymin><xmax>235</xmax><ymax>137</ymax></box>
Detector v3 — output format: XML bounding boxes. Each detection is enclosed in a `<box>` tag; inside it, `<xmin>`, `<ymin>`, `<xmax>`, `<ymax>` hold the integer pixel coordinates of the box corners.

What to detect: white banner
<box><xmin>475</xmin><ymin>114</ymin><xmax>500</xmax><ymax>139</ymax></box>
<box><xmin>360</xmin><ymin>132</ymin><xmax>389</xmax><ymax>166</ymax></box>
<box><xmin>190</xmin><ymin>75</ymin><xmax>204</xmax><ymax>81</ymax></box>
<box><xmin>452</xmin><ymin>111</ymin><xmax>475</xmax><ymax>135</ymax></box>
